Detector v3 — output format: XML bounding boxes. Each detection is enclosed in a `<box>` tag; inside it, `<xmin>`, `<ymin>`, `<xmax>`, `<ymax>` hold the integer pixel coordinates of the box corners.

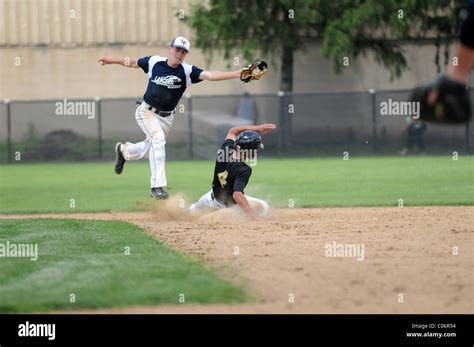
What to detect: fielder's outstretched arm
<box><xmin>200</xmin><ymin>59</ymin><xmax>268</xmax><ymax>82</ymax></box>
<box><xmin>226</xmin><ymin>123</ymin><xmax>277</xmax><ymax>141</ymax></box>
<box><xmin>199</xmin><ymin>70</ymin><xmax>241</xmax><ymax>81</ymax></box>
<box><xmin>98</xmin><ymin>56</ymin><xmax>139</xmax><ymax>68</ymax></box>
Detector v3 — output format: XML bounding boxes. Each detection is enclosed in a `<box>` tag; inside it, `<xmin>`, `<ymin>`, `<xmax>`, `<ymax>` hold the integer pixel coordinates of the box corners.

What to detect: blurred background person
<box><xmin>411</xmin><ymin>0</ymin><xmax>474</xmax><ymax>124</ymax></box>
<box><xmin>235</xmin><ymin>92</ymin><xmax>258</xmax><ymax>123</ymax></box>
<box><xmin>399</xmin><ymin>117</ymin><xmax>427</xmax><ymax>155</ymax></box>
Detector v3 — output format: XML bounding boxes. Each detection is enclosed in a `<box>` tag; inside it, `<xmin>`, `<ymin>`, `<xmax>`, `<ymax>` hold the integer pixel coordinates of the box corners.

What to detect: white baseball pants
<box><xmin>189</xmin><ymin>190</ymin><xmax>269</xmax><ymax>216</ymax></box>
<box><xmin>121</xmin><ymin>102</ymin><xmax>174</xmax><ymax>188</ymax></box>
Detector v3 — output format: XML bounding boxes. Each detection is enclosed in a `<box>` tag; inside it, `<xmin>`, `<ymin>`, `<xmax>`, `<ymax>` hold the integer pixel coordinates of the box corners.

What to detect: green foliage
<box><xmin>180</xmin><ymin>0</ymin><xmax>323</xmax><ymax>65</ymax></box>
<box><xmin>179</xmin><ymin>0</ymin><xmax>463</xmax><ymax>79</ymax></box>
<box><xmin>322</xmin><ymin>0</ymin><xmax>463</xmax><ymax>78</ymax></box>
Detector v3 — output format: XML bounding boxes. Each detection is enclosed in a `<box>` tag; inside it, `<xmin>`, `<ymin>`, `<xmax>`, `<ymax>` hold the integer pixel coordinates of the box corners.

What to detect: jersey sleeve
<box><xmin>221</xmin><ymin>139</ymin><xmax>235</xmax><ymax>151</ymax></box>
<box><xmin>137</xmin><ymin>56</ymin><xmax>151</xmax><ymax>73</ymax></box>
<box><xmin>233</xmin><ymin>166</ymin><xmax>252</xmax><ymax>193</ymax></box>
<box><xmin>190</xmin><ymin>65</ymin><xmax>204</xmax><ymax>84</ymax></box>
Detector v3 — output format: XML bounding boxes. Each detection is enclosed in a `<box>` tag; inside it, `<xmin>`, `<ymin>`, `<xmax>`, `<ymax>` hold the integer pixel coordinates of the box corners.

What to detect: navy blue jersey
<box><xmin>137</xmin><ymin>55</ymin><xmax>203</xmax><ymax>111</ymax></box>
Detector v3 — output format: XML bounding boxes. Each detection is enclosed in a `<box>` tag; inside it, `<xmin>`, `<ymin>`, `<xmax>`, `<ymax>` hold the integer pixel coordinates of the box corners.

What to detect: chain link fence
<box><xmin>1</xmin><ymin>89</ymin><xmax>472</xmax><ymax>163</ymax></box>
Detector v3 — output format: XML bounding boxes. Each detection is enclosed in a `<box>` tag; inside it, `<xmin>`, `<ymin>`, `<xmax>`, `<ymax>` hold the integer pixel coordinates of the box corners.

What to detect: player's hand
<box><xmin>258</xmin><ymin>124</ymin><xmax>277</xmax><ymax>134</ymax></box>
<box><xmin>98</xmin><ymin>56</ymin><xmax>114</xmax><ymax>65</ymax></box>
<box><xmin>250</xmin><ymin>214</ymin><xmax>265</xmax><ymax>221</ymax></box>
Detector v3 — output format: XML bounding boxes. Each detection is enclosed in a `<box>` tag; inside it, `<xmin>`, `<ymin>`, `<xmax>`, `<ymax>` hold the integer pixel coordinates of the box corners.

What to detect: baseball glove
<box><xmin>409</xmin><ymin>74</ymin><xmax>471</xmax><ymax>124</ymax></box>
<box><xmin>240</xmin><ymin>59</ymin><xmax>268</xmax><ymax>83</ymax></box>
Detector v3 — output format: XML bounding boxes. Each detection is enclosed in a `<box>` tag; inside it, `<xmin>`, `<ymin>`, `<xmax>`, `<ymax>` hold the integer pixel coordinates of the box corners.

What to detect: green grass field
<box><xmin>0</xmin><ymin>156</ymin><xmax>472</xmax><ymax>312</ymax></box>
<box><xmin>0</xmin><ymin>156</ymin><xmax>473</xmax><ymax>214</ymax></box>
<box><xmin>0</xmin><ymin>219</ymin><xmax>246</xmax><ymax>312</ymax></box>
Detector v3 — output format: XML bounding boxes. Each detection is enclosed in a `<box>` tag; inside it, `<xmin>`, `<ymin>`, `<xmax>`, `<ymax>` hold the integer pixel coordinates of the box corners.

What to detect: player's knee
<box><xmin>150</xmin><ymin>134</ymin><xmax>166</xmax><ymax>146</ymax></box>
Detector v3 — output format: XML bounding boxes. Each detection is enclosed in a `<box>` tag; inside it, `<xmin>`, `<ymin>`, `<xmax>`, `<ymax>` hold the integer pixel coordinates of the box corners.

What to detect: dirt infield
<box><xmin>1</xmin><ymin>205</ymin><xmax>472</xmax><ymax>313</ymax></box>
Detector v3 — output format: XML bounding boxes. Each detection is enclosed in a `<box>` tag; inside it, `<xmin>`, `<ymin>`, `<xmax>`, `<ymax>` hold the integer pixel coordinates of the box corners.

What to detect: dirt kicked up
<box><xmin>2</xmin><ymin>202</ymin><xmax>472</xmax><ymax>314</ymax></box>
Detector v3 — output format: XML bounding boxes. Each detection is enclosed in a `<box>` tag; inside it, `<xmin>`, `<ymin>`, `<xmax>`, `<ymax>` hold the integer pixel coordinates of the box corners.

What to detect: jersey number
<box><xmin>217</xmin><ymin>170</ymin><xmax>228</xmax><ymax>188</ymax></box>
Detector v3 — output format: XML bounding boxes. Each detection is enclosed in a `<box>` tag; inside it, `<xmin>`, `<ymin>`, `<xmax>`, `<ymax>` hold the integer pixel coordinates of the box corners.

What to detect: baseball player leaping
<box><xmin>99</xmin><ymin>36</ymin><xmax>267</xmax><ymax>199</ymax></box>
<box><xmin>190</xmin><ymin>123</ymin><xmax>276</xmax><ymax>221</ymax></box>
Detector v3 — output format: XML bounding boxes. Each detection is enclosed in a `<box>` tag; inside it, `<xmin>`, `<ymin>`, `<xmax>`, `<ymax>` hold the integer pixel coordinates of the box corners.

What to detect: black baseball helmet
<box><xmin>235</xmin><ymin>131</ymin><xmax>264</xmax><ymax>151</ymax></box>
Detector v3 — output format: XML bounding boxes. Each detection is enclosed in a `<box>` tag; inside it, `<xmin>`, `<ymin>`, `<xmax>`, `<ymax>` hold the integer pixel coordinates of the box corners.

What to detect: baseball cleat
<box><xmin>150</xmin><ymin>187</ymin><xmax>169</xmax><ymax>200</ymax></box>
<box><xmin>114</xmin><ymin>142</ymin><xmax>126</xmax><ymax>174</ymax></box>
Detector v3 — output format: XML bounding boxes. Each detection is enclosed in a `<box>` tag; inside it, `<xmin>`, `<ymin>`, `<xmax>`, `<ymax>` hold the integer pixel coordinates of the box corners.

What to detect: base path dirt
<box><xmin>1</xmin><ymin>205</ymin><xmax>472</xmax><ymax>313</ymax></box>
